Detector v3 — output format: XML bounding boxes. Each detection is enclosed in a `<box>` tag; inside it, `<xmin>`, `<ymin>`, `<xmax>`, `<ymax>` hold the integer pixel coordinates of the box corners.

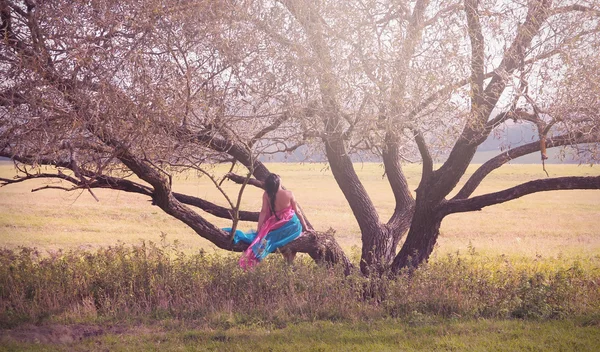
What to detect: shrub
<box><xmin>0</xmin><ymin>241</ymin><xmax>598</xmax><ymax>328</ymax></box>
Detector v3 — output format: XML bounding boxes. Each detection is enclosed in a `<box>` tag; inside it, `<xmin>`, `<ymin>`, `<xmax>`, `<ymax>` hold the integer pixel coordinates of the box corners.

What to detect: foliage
<box><xmin>1</xmin><ymin>240</ymin><xmax>599</xmax><ymax>329</ymax></box>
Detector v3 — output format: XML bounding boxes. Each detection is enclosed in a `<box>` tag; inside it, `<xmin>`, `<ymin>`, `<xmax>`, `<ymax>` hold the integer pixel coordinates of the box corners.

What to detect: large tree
<box><xmin>1</xmin><ymin>0</ymin><xmax>599</xmax><ymax>275</ymax></box>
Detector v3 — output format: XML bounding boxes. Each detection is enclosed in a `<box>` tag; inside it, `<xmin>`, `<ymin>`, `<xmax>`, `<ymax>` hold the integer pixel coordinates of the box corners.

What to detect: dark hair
<box><xmin>265</xmin><ymin>173</ymin><xmax>281</xmax><ymax>220</ymax></box>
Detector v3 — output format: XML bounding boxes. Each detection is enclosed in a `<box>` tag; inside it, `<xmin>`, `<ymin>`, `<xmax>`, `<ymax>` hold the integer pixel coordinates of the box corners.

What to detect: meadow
<box><xmin>0</xmin><ymin>161</ymin><xmax>599</xmax><ymax>350</ymax></box>
<box><xmin>1</xmin><ymin>161</ymin><xmax>599</xmax><ymax>257</ymax></box>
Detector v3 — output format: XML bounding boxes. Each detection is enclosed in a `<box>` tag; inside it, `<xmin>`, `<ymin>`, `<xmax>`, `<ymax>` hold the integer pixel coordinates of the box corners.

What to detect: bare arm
<box><xmin>257</xmin><ymin>192</ymin><xmax>270</xmax><ymax>232</ymax></box>
<box><xmin>291</xmin><ymin>194</ymin><xmax>309</xmax><ymax>232</ymax></box>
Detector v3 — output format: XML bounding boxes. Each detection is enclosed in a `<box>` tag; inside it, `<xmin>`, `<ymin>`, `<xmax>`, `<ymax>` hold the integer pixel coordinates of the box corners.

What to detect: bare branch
<box><xmin>453</xmin><ymin>133</ymin><xmax>600</xmax><ymax>200</ymax></box>
<box><xmin>225</xmin><ymin>172</ymin><xmax>264</xmax><ymax>189</ymax></box>
<box><xmin>412</xmin><ymin>128</ymin><xmax>433</xmax><ymax>181</ymax></box>
<box><xmin>443</xmin><ymin>176</ymin><xmax>600</xmax><ymax>215</ymax></box>
<box><xmin>551</xmin><ymin>5</ymin><xmax>600</xmax><ymax>17</ymax></box>
<box><xmin>464</xmin><ymin>0</ymin><xmax>485</xmax><ymax>110</ymax></box>
<box><xmin>423</xmin><ymin>4</ymin><xmax>462</xmax><ymax>27</ymax></box>
<box><xmin>481</xmin><ymin>0</ymin><xmax>552</xmax><ymax>110</ymax></box>
<box><xmin>408</xmin><ymin>20</ymin><xmax>592</xmax><ymax>121</ymax></box>
<box><xmin>249</xmin><ymin>112</ymin><xmax>290</xmax><ymax>147</ymax></box>
<box><xmin>0</xmin><ymin>172</ymin><xmax>81</xmax><ymax>187</ymax></box>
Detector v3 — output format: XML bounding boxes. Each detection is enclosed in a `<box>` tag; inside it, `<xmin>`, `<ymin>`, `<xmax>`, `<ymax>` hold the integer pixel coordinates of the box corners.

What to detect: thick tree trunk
<box><xmin>324</xmin><ymin>136</ymin><xmax>384</xmax><ymax>275</ymax></box>
<box><xmin>360</xmin><ymin>226</ymin><xmax>394</xmax><ymax>275</ymax></box>
<box><xmin>391</xmin><ymin>202</ymin><xmax>443</xmax><ymax>273</ymax></box>
<box><xmin>360</xmin><ymin>221</ymin><xmax>413</xmax><ymax>275</ymax></box>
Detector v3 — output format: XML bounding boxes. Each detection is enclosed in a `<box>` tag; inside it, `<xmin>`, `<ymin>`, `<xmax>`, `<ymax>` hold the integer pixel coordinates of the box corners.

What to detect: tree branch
<box><xmin>407</xmin><ymin>10</ymin><xmax>589</xmax><ymax>121</ymax></box>
<box><xmin>249</xmin><ymin>112</ymin><xmax>290</xmax><ymax>147</ymax></box>
<box><xmin>481</xmin><ymin>0</ymin><xmax>552</xmax><ymax>110</ymax></box>
<box><xmin>0</xmin><ymin>160</ymin><xmax>259</xmax><ymax>222</ymax></box>
<box><xmin>421</xmin><ymin>0</ymin><xmax>554</xmax><ymax>204</ymax></box>
<box><xmin>452</xmin><ymin>133</ymin><xmax>600</xmax><ymax>200</ymax></box>
<box><xmin>0</xmin><ymin>172</ymin><xmax>81</xmax><ymax>187</ymax></box>
<box><xmin>412</xmin><ymin>128</ymin><xmax>433</xmax><ymax>181</ymax></box>
<box><xmin>443</xmin><ymin>176</ymin><xmax>600</xmax><ymax>215</ymax></box>
<box><xmin>382</xmin><ymin>132</ymin><xmax>415</xmax><ymax>222</ymax></box>
<box><xmin>464</xmin><ymin>0</ymin><xmax>485</xmax><ymax>110</ymax></box>
<box><xmin>551</xmin><ymin>5</ymin><xmax>600</xmax><ymax>17</ymax></box>
<box><xmin>118</xmin><ymin>150</ymin><xmax>249</xmax><ymax>251</ymax></box>
<box><xmin>381</xmin><ymin>132</ymin><xmax>415</xmax><ymax>256</ymax></box>
<box><xmin>225</xmin><ymin>172</ymin><xmax>264</xmax><ymax>189</ymax></box>
<box><xmin>191</xmin><ymin>128</ymin><xmax>271</xmax><ymax>181</ymax></box>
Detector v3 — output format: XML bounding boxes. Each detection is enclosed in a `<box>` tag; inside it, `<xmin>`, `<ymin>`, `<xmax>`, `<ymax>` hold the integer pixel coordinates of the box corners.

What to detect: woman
<box><xmin>231</xmin><ymin>173</ymin><xmax>310</xmax><ymax>269</ymax></box>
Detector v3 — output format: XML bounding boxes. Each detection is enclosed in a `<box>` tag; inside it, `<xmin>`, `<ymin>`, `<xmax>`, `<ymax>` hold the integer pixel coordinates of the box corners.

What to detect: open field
<box><xmin>1</xmin><ymin>162</ymin><xmax>599</xmax><ymax>258</ymax></box>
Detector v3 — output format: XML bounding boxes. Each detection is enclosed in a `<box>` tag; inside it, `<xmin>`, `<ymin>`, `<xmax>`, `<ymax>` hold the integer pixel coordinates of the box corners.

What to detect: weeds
<box><xmin>1</xmin><ymin>240</ymin><xmax>599</xmax><ymax>328</ymax></box>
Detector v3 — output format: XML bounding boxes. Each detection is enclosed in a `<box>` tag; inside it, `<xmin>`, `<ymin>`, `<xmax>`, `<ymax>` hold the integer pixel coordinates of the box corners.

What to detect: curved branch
<box><xmin>453</xmin><ymin>133</ymin><xmax>599</xmax><ymax>200</ymax></box>
<box><xmin>249</xmin><ymin>112</ymin><xmax>290</xmax><ymax>147</ymax></box>
<box><xmin>412</xmin><ymin>128</ymin><xmax>433</xmax><ymax>181</ymax></box>
<box><xmin>118</xmin><ymin>150</ymin><xmax>248</xmax><ymax>250</ymax></box>
<box><xmin>443</xmin><ymin>175</ymin><xmax>600</xmax><ymax>215</ymax></box>
<box><xmin>192</xmin><ymin>129</ymin><xmax>270</xmax><ymax>181</ymax></box>
<box><xmin>382</xmin><ymin>131</ymin><xmax>415</xmax><ymax>229</ymax></box>
<box><xmin>0</xmin><ymin>165</ymin><xmax>260</xmax><ymax>222</ymax></box>
<box><xmin>225</xmin><ymin>172</ymin><xmax>264</xmax><ymax>189</ymax></box>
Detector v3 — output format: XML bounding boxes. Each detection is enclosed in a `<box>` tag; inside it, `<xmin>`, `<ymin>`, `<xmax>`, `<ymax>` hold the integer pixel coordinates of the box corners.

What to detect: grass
<box><xmin>1</xmin><ymin>161</ymin><xmax>599</xmax><ymax>351</ymax></box>
<box><xmin>0</xmin><ymin>241</ymin><xmax>599</xmax><ymax>350</ymax></box>
<box><xmin>2</xmin><ymin>319</ymin><xmax>600</xmax><ymax>351</ymax></box>
<box><xmin>1</xmin><ymin>241</ymin><xmax>599</xmax><ymax>325</ymax></box>
<box><xmin>1</xmin><ymin>162</ymin><xmax>599</xmax><ymax>258</ymax></box>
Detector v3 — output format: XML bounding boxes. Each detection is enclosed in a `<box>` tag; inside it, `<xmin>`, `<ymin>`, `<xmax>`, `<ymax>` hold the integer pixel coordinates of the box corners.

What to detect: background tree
<box><xmin>1</xmin><ymin>0</ymin><xmax>599</xmax><ymax>276</ymax></box>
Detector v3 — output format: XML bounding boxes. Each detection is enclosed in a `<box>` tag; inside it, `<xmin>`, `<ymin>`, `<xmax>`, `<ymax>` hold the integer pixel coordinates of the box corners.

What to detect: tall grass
<box><xmin>1</xmin><ymin>238</ymin><xmax>599</xmax><ymax>328</ymax></box>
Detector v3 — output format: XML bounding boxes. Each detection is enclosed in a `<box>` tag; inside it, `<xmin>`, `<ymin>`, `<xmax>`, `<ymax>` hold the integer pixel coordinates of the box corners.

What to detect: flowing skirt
<box><xmin>223</xmin><ymin>206</ymin><xmax>302</xmax><ymax>269</ymax></box>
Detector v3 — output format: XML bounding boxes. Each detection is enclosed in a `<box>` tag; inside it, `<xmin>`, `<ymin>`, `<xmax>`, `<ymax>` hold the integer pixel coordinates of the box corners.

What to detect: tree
<box><xmin>1</xmin><ymin>0</ymin><xmax>599</xmax><ymax>276</ymax></box>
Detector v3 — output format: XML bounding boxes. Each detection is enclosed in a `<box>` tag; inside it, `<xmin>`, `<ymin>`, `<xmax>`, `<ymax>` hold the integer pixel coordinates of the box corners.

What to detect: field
<box><xmin>1</xmin><ymin>162</ymin><xmax>599</xmax><ymax>258</ymax></box>
<box><xmin>1</xmin><ymin>162</ymin><xmax>599</xmax><ymax>350</ymax></box>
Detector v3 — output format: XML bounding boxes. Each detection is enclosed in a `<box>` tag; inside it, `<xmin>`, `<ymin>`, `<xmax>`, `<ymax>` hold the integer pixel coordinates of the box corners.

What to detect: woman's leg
<box><xmin>280</xmin><ymin>248</ymin><xmax>296</xmax><ymax>264</ymax></box>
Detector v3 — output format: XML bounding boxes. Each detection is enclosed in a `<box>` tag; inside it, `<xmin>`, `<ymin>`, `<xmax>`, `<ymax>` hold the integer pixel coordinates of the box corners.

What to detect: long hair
<box><xmin>264</xmin><ymin>173</ymin><xmax>281</xmax><ymax>220</ymax></box>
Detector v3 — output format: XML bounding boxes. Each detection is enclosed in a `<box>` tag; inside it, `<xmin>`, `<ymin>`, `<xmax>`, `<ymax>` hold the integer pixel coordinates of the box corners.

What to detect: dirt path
<box><xmin>0</xmin><ymin>324</ymin><xmax>126</xmax><ymax>345</ymax></box>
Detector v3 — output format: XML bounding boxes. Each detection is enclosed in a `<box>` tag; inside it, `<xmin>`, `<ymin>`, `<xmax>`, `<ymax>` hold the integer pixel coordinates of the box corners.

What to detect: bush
<box><xmin>1</xmin><ymin>241</ymin><xmax>599</xmax><ymax>328</ymax></box>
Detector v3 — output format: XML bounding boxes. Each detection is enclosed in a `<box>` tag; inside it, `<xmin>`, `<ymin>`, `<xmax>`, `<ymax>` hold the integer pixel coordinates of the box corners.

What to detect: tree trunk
<box><xmin>391</xmin><ymin>202</ymin><xmax>443</xmax><ymax>273</ymax></box>
<box><xmin>323</xmin><ymin>136</ymin><xmax>383</xmax><ymax>275</ymax></box>
<box><xmin>360</xmin><ymin>226</ymin><xmax>393</xmax><ymax>275</ymax></box>
<box><xmin>360</xmin><ymin>219</ymin><xmax>413</xmax><ymax>275</ymax></box>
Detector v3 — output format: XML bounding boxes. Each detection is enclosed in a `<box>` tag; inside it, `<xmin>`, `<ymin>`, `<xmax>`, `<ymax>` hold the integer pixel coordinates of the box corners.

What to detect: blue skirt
<box><xmin>224</xmin><ymin>213</ymin><xmax>302</xmax><ymax>261</ymax></box>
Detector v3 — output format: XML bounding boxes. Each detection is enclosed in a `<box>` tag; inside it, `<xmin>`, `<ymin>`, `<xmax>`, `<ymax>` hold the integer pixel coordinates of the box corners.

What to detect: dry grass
<box><xmin>1</xmin><ymin>241</ymin><xmax>599</xmax><ymax>328</ymax></box>
<box><xmin>0</xmin><ymin>162</ymin><xmax>599</xmax><ymax>258</ymax></box>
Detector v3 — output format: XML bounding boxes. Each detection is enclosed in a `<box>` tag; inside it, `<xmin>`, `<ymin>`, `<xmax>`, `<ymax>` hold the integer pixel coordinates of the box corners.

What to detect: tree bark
<box><xmin>391</xmin><ymin>203</ymin><xmax>442</xmax><ymax>273</ymax></box>
<box><xmin>287</xmin><ymin>230</ymin><xmax>353</xmax><ymax>275</ymax></box>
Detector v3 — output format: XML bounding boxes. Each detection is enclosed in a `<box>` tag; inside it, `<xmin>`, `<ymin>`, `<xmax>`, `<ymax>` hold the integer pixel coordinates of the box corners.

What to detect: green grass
<box><xmin>2</xmin><ymin>319</ymin><xmax>600</xmax><ymax>351</ymax></box>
